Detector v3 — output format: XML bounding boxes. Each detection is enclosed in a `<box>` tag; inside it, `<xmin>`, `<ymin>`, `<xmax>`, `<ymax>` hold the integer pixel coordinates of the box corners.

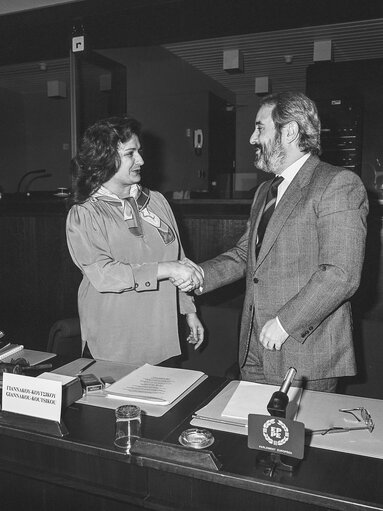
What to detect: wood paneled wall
<box><xmin>173</xmin><ymin>200</ymin><xmax>249</xmax><ymax>307</ymax></box>
<box><xmin>0</xmin><ymin>204</ymin><xmax>81</xmax><ymax>349</ymax></box>
<box><xmin>0</xmin><ymin>198</ymin><xmax>381</xmax><ymax>352</ymax></box>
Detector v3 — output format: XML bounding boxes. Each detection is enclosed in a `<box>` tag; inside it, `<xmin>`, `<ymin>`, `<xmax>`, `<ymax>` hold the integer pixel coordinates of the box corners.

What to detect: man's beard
<box><xmin>253</xmin><ymin>134</ymin><xmax>286</xmax><ymax>174</ymax></box>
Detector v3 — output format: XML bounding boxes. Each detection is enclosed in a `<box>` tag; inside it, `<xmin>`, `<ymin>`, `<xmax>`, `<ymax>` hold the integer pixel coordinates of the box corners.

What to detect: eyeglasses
<box><xmin>311</xmin><ymin>407</ymin><xmax>375</xmax><ymax>436</ymax></box>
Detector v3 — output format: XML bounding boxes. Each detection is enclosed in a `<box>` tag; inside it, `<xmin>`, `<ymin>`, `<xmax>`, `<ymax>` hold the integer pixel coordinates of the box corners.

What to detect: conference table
<box><xmin>0</xmin><ymin>360</ymin><xmax>382</xmax><ymax>511</ymax></box>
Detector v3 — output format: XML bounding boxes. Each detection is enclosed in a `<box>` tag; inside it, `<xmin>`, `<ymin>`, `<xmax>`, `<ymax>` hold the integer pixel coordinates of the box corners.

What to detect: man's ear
<box><xmin>284</xmin><ymin>121</ymin><xmax>299</xmax><ymax>144</ymax></box>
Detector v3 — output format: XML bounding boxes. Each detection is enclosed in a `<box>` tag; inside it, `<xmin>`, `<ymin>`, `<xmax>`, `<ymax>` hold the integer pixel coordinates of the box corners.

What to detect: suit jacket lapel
<box><xmin>255</xmin><ymin>155</ymin><xmax>320</xmax><ymax>267</ymax></box>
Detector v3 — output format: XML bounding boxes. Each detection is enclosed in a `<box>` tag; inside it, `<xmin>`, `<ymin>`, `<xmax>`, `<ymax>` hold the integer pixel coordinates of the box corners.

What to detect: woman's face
<box><xmin>111</xmin><ymin>134</ymin><xmax>144</xmax><ymax>188</ymax></box>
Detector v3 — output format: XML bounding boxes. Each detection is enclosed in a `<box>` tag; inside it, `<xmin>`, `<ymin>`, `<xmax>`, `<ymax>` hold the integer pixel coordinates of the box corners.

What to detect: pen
<box><xmin>76</xmin><ymin>359</ymin><xmax>96</xmax><ymax>375</ymax></box>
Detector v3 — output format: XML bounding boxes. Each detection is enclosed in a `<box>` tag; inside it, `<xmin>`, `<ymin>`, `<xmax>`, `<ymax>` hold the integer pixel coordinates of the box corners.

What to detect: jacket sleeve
<box><xmin>159</xmin><ymin>195</ymin><xmax>196</xmax><ymax>315</ymax></box>
<box><xmin>199</xmin><ymin>228</ymin><xmax>248</xmax><ymax>294</ymax></box>
<box><xmin>66</xmin><ymin>205</ymin><xmax>158</xmax><ymax>293</ymax></box>
<box><xmin>198</xmin><ymin>184</ymin><xmax>266</xmax><ymax>294</ymax></box>
<box><xmin>278</xmin><ymin>170</ymin><xmax>368</xmax><ymax>342</ymax></box>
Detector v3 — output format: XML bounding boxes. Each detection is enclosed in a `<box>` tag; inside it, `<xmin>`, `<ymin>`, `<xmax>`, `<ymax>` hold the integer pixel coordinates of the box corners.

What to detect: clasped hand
<box><xmin>170</xmin><ymin>257</ymin><xmax>204</xmax><ymax>292</ymax></box>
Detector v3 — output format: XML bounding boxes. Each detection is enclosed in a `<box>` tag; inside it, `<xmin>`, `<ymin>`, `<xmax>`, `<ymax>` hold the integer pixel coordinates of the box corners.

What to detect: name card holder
<box><xmin>130</xmin><ymin>438</ymin><xmax>222</xmax><ymax>471</ymax></box>
<box><xmin>0</xmin><ymin>410</ymin><xmax>68</xmax><ymax>437</ymax></box>
<box><xmin>1</xmin><ymin>372</ymin><xmax>69</xmax><ymax>437</ymax></box>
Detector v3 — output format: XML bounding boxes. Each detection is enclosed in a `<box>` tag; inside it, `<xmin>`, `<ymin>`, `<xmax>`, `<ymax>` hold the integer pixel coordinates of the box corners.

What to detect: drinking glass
<box><xmin>114</xmin><ymin>404</ymin><xmax>141</xmax><ymax>453</ymax></box>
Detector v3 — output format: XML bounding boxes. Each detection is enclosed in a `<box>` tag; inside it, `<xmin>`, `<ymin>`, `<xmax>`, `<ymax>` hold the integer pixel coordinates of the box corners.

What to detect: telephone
<box><xmin>194</xmin><ymin>129</ymin><xmax>204</xmax><ymax>156</ymax></box>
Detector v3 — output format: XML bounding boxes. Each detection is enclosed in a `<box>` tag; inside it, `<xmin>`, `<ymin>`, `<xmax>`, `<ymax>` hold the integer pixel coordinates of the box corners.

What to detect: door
<box><xmin>208</xmin><ymin>92</ymin><xmax>236</xmax><ymax>197</ymax></box>
<box><xmin>70</xmin><ymin>50</ymin><xmax>127</xmax><ymax>156</ymax></box>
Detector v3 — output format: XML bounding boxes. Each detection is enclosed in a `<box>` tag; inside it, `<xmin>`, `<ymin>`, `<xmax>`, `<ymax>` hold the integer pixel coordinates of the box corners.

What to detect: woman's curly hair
<box><xmin>71</xmin><ymin>116</ymin><xmax>141</xmax><ymax>203</ymax></box>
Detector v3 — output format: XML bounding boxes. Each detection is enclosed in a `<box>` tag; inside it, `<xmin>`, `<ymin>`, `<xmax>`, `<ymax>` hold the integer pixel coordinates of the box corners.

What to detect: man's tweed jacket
<box><xmin>200</xmin><ymin>155</ymin><xmax>368</xmax><ymax>382</ymax></box>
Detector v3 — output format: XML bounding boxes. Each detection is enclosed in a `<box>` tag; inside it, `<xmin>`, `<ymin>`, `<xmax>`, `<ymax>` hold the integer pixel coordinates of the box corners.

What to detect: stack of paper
<box><xmin>221</xmin><ymin>381</ymin><xmax>302</xmax><ymax>421</ymax></box>
<box><xmin>191</xmin><ymin>380</ymin><xmax>303</xmax><ymax>435</ymax></box>
<box><xmin>0</xmin><ymin>343</ymin><xmax>24</xmax><ymax>361</ymax></box>
<box><xmin>105</xmin><ymin>363</ymin><xmax>205</xmax><ymax>406</ymax></box>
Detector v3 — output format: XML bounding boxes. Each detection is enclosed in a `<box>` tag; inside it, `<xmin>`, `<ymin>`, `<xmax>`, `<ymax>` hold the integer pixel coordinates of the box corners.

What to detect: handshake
<box><xmin>170</xmin><ymin>257</ymin><xmax>204</xmax><ymax>293</ymax></box>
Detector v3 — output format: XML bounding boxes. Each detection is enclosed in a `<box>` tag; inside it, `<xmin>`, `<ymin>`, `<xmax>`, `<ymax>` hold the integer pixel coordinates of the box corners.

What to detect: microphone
<box><xmin>267</xmin><ymin>367</ymin><xmax>296</xmax><ymax>418</ymax></box>
<box><xmin>280</xmin><ymin>367</ymin><xmax>297</xmax><ymax>394</ymax></box>
<box><xmin>25</xmin><ymin>173</ymin><xmax>52</xmax><ymax>195</ymax></box>
<box><xmin>16</xmin><ymin>169</ymin><xmax>47</xmax><ymax>193</ymax></box>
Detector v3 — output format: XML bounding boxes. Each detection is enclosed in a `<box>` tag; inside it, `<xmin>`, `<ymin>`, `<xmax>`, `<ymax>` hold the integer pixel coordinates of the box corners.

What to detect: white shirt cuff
<box><xmin>198</xmin><ymin>265</ymin><xmax>204</xmax><ymax>292</ymax></box>
<box><xmin>276</xmin><ymin>316</ymin><xmax>288</xmax><ymax>336</ymax></box>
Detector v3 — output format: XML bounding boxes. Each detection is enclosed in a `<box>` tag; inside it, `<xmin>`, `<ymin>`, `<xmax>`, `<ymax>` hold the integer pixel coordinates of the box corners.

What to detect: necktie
<box><xmin>255</xmin><ymin>175</ymin><xmax>284</xmax><ymax>257</ymax></box>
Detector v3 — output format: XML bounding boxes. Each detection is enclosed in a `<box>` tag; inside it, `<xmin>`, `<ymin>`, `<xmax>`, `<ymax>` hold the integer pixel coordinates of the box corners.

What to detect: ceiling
<box><xmin>0</xmin><ymin>0</ymin><xmax>79</xmax><ymax>15</ymax></box>
<box><xmin>1</xmin><ymin>1</ymin><xmax>383</xmax><ymax>98</ymax></box>
<box><xmin>163</xmin><ymin>18</ymin><xmax>383</xmax><ymax>97</ymax></box>
<box><xmin>1</xmin><ymin>0</ymin><xmax>383</xmax><ymax>65</ymax></box>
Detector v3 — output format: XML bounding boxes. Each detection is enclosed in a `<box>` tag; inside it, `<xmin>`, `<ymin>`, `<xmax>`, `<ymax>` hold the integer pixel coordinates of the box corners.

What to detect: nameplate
<box><xmin>248</xmin><ymin>414</ymin><xmax>305</xmax><ymax>460</ymax></box>
<box><xmin>2</xmin><ymin>373</ymin><xmax>62</xmax><ymax>422</ymax></box>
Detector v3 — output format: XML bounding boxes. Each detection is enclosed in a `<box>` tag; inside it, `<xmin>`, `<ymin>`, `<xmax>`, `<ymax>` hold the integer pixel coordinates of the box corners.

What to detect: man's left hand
<box><xmin>260</xmin><ymin>318</ymin><xmax>288</xmax><ymax>351</ymax></box>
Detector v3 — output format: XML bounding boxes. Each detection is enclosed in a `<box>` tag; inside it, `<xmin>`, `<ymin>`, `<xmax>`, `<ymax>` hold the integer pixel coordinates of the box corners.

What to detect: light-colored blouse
<box><xmin>66</xmin><ymin>189</ymin><xmax>195</xmax><ymax>365</ymax></box>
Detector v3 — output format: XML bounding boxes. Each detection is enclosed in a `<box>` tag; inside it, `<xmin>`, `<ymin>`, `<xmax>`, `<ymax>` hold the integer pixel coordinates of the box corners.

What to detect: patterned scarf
<box><xmin>92</xmin><ymin>184</ymin><xmax>175</xmax><ymax>245</ymax></box>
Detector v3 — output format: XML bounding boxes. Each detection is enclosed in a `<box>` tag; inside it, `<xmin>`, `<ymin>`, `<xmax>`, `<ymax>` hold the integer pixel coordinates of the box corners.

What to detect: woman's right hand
<box><xmin>158</xmin><ymin>261</ymin><xmax>203</xmax><ymax>291</ymax></box>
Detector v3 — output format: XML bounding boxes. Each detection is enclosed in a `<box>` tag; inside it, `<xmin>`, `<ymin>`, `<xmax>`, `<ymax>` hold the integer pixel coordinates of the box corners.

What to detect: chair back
<box><xmin>47</xmin><ymin>317</ymin><xmax>82</xmax><ymax>359</ymax></box>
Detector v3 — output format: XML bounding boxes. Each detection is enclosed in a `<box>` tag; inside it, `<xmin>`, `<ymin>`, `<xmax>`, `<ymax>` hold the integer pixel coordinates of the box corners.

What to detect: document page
<box><xmin>105</xmin><ymin>363</ymin><xmax>205</xmax><ymax>405</ymax></box>
<box><xmin>222</xmin><ymin>381</ymin><xmax>302</xmax><ymax>420</ymax></box>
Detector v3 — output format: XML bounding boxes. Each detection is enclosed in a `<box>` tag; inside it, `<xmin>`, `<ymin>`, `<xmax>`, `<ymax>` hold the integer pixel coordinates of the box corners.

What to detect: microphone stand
<box><xmin>16</xmin><ymin>169</ymin><xmax>47</xmax><ymax>193</ymax></box>
<box><xmin>25</xmin><ymin>173</ymin><xmax>52</xmax><ymax>195</ymax></box>
<box><xmin>257</xmin><ymin>367</ymin><xmax>299</xmax><ymax>475</ymax></box>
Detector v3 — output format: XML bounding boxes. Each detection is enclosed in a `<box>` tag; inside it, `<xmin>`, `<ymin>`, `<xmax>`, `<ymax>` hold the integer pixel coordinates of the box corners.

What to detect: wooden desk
<box><xmin>0</xmin><ymin>375</ymin><xmax>382</xmax><ymax>511</ymax></box>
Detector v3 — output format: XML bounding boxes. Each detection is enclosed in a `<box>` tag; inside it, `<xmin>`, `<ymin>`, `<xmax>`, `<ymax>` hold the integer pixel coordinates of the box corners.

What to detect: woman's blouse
<box><xmin>66</xmin><ymin>189</ymin><xmax>195</xmax><ymax>365</ymax></box>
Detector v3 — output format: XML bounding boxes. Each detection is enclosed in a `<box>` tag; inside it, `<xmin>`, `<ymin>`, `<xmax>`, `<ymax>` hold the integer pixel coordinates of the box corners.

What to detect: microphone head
<box><xmin>280</xmin><ymin>367</ymin><xmax>296</xmax><ymax>394</ymax></box>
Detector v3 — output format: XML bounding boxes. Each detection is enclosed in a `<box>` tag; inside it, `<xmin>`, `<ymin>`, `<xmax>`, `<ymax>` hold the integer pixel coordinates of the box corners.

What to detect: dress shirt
<box><xmin>276</xmin><ymin>152</ymin><xmax>310</xmax><ymax>205</ymax></box>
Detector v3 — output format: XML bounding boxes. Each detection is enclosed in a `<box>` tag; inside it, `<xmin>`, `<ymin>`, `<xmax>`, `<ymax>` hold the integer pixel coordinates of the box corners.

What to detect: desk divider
<box><xmin>131</xmin><ymin>438</ymin><xmax>222</xmax><ymax>471</ymax></box>
<box><xmin>0</xmin><ymin>410</ymin><xmax>68</xmax><ymax>437</ymax></box>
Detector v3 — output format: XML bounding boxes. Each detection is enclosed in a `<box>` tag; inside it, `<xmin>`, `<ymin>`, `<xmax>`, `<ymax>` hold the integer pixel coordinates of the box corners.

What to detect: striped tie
<box><xmin>255</xmin><ymin>176</ymin><xmax>284</xmax><ymax>257</ymax></box>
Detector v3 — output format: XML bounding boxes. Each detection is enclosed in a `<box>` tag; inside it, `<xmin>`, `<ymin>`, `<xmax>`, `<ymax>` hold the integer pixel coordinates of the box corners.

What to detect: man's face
<box><xmin>249</xmin><ymin>104</ymin><xmax>286</xmax><ymax>174</ymax></box>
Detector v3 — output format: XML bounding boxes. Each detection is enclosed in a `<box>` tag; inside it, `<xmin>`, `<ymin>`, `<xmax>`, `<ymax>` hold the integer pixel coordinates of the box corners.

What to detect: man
<box><xmin>181</xmin><ymin>91</ymin><xmax>368</xmax><ymax>392</ymax></box>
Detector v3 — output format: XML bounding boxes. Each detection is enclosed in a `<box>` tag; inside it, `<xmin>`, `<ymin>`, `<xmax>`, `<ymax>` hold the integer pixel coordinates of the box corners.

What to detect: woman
<box><xmin>66</xmin><ymin>116</ymin><xmax>204</xmax><ymax>366</ymax></box>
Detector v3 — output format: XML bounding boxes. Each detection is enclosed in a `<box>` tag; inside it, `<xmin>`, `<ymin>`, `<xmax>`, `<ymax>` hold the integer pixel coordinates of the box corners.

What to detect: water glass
<box><xmin>114</xmin><ymin>404</ymin><xmax>141</xmax><ymax>453</ymax></box>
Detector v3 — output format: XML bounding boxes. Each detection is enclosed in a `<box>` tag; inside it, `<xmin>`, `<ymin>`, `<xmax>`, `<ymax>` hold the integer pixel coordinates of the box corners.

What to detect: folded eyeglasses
<box><xmin>311</xmin><ymin>407</ymin><xmax>375</xmax><ymax>436</ymax></box>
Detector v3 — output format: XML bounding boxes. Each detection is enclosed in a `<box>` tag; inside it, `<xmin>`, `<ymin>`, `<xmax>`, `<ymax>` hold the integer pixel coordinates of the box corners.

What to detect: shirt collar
<box><xmin>92</xmin><ymin>184</ymin><xmax>140</xmax><ymax>206</ymax></box>
<box><xmin>280</xmin><ymin>153</ymin><xmax>310</xmax><ymax>183</ymax></box>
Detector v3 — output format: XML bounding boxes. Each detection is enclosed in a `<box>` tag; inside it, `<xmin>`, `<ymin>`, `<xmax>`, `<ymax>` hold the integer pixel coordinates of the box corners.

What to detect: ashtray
<box><xmin>54</xmin><ymin>192</ymin><xmax>70</xmax><ymax>198</ymax></box>
<box><xmin>178</xmin><ymin>428</ymin><xmax>214</xmax><ymax>449</ymax></box>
